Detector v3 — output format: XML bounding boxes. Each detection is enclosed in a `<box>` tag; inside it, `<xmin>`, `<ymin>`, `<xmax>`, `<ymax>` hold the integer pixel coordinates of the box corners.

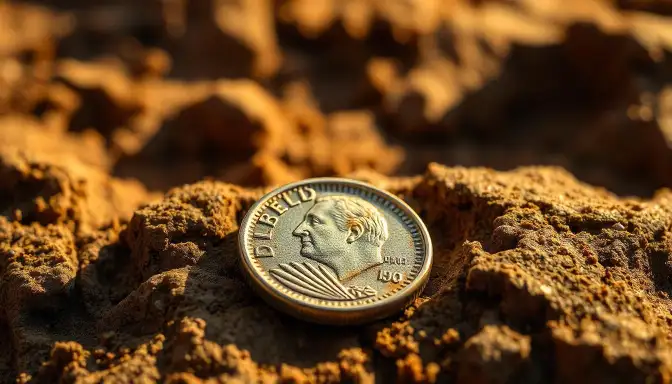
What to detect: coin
<box><xmin>238</xmin><ymin>177</ymin><xmax>433</xmax><ymax>325</ymax></box>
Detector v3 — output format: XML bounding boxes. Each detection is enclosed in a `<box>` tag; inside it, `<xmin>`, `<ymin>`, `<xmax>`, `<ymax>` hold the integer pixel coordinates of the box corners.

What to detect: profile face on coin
<box><xmin>238</xmin><ymin>178</ymin><xmax>433</xmax><ymax>325</ymax></box>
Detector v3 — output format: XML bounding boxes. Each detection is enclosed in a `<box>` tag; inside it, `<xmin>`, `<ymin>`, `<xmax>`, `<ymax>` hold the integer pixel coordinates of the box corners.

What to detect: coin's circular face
<box><xmin>238</xmin><ymin>177</ymin><xmax>433</xmax><ymax>325</ymax></box>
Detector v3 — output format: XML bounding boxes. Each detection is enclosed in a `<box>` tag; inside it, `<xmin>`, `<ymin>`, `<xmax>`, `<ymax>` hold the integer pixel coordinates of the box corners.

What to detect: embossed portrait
<box><xmin>293</xmin><ymin>195</ymin><xmax>389</xmax><ymax>280</ymax></box>
<box><xmin>269</xmin><ymin>195</ymin><xmax>389</xmax><ymax>300</ymax></box>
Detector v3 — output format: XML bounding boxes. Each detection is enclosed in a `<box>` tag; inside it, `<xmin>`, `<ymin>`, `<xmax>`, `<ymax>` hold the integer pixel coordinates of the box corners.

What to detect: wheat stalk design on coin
<box><xmin>238</xmin><ymin>178</ymin><xmax>433</xmax><ymax>325</ymax></box>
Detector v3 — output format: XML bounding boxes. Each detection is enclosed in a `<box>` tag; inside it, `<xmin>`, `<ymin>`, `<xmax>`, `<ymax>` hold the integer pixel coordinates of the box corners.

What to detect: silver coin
<box><xmin>238</xmin><ymin>177</ymin><xmax>433</xmax><ymax>325</ymax></box>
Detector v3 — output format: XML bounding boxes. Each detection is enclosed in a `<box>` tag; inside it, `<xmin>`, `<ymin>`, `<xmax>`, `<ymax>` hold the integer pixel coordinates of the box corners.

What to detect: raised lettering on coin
<box><xmin>298</xmin><ymin>186</ymin><xmax>316</xmax><ymax>202</ymax></box>
<box><xmin>253</xmin><ymin>231</ymin><xmax>272</xmax><ymax>240</ymax></box>
<box><xmin>258</xmin><ymin>214</ymin><xmax>277</xmax><ymax>227</ymax></box>
<box><xmin>282</xmin><ymin>192</ymin><xmax>301</xmax><ymax>207</ymax></box>
<box><xmin>239</xmin><ymin>178</ymin><xmax>433</xmax><ymax>325</ymax></box>
<box><xmin>269</xmin><ymin>201</ymin><xmax>288</xmax><ymax>215</ymax></box>
<box><xmin>254</xmin><ymin>245</ymin><xmax>274</xmax><ymax>258</ymax></box>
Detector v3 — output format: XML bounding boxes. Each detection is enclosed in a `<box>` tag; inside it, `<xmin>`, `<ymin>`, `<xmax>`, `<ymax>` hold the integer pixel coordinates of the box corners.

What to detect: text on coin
<box><xmin>378</xmin><ymin>270</ymin><xmax>404</xmax><ymax>283</ymax></box>
<box><xmin>384</xmin><ymin>256</ymin><xmax>407</xmax><ymax>265</ymax></box>
<box><xmin>258</xmin><ymin>214</ymin><xmax>277</xmax><ymax>227</ymax></box>
<box><xmin>255</xmin><ymin>245</ymin><xmax>274</xmax><ymax>258</ymax></box>
<box><xmin>254</xmin><ymin>186</ymin><xmax>318</xmax><ymax>239</ymax></box>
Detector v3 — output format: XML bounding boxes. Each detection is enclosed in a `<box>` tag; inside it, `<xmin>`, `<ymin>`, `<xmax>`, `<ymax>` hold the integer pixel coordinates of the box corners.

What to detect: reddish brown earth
<box><xmin>3</xmin><ymin>0</ymin><xmax>672</xmax><ymax>383</ymax></box>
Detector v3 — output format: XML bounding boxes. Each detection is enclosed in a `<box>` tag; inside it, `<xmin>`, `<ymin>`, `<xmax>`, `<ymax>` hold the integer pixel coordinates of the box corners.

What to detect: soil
<box><xmin>2</xmin><ymin>0</ymin><xmax>672</xmax><ymax>382</ymax></box>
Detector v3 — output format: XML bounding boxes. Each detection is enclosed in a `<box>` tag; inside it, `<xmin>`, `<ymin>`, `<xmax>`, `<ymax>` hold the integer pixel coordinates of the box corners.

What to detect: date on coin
<box><xmin>238</xmin><ymin>178</ymin><xmax>433</xmax><ymax>325</ymax></box>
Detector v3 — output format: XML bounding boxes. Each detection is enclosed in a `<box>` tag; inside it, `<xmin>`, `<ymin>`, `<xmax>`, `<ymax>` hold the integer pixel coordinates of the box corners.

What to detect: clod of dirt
<box><xmin>0</xmin><ymin>218</ymin><xmax>80</xmax><ymax>374</ymax></box>
<box><xmin>0</xmin><ymin>115</ymin><xmax>109</xmax><ymax>170</ymax></box>
<box><xmin>55</xmin><ymin>59</ymin><xmax>145</xmax><ymax>148</ymax></box>
<box><xmin>457</xmin><ymin>325</ymin><xmax>531</xmax><ymax>384</ymax></box>
<box><xmin>0</xmin><ymin>3</ymin><xmax>72</xmax><ymax>116</ymax></box>
<box><xmin>0</xmin><ymin>135</ymin><xmax>154</xmax><ymax>234</ymax></box>
<box><xmin>161</xmin><ymin>0</ymin><xmax>282</xmax><ymax>80</ymax></box>
<box><xmin>109</xmin><ymin>78</ymin><xmax>403</xmax><ymax>189</ymax></box>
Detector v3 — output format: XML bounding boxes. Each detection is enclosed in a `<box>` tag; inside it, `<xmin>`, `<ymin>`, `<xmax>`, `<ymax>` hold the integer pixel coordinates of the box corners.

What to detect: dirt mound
<box><xmin>3</xmin><ymin>164</ymin><xmax>671</xmax><ymax>382</ymax></box>
<box><xmin>4</xmin><ymin>0</ymin><xmax>672</xmax><ymax>382</ymax></box>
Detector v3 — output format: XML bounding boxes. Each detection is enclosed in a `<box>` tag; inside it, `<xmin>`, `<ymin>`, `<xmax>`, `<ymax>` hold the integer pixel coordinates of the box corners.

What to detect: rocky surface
<box><xmin>3</xmin><ymin>0</ymin><xmax>672</xmax><ymax>382</ymax></box>
<box><xmin>2</xmin><ymin>163</ymin><xmax>672</xmax><ymax>382</ymax></box>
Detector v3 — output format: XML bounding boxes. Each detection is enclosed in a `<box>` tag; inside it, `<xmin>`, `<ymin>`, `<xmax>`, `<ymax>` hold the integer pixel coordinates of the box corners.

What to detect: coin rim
<box><xmin>238</xmin><ymin>177</ymin><xmax>433</xmax><ymax>325</ymax></box>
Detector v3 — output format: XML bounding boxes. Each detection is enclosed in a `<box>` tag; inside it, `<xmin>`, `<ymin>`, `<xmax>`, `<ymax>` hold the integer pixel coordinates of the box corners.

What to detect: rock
<box><xmin>0</xmin><ymin>218</ymin><xmax>80</xmax><ymax>374</ymax></box>
<box><xmin>0</xmin><ymin>114</ymin><xmax>109</xmax><ymax>170</ymax></box>
<box><xmin>35</xmin><ymin>341</ymin><xmax>90</xmax><ymax>383</ymax></box>
<box><xmin>109</xmin><ymin>78</ymin><xmax>302</xmax><ymax>188</ymax></box>
<box><xmin>0</xmin><ymin>142</ymin><xmax>153</xmax><ymax>234</ymax></box>
<box><xmin>124</xmin><ymin>181</ymin><xmax>247</xmax><ymax>282</ymax></box>
<box><xmin>325</xmin><ymin>110</ymin><xmax>404</xmax><ymax>175</ymax></box>
<box><xmin>109</xmin><ymin>79</ymin><xmax>402</xmax><ymax>190</ymax></box>
<box><xmin>0</xmin><ymin>3</ymin><xmax>72</xmax><ymax>115</ymax></box>
<box><xmin>165</xmin><ymin>0</ymin><xmax>281</xmax><ymax>79</ymax></box>
<box><xmin>389</xmin><ymin>164</ymin><xmax>672</xmax><ymax>382</ymax></box>
<box><xmin>383</xmin><ymin>58</ymin><xmax>464</xmax><ymax>135</ymax></box>
<box><xmin>457</xmin><ymin>325</ymin><xmax>531</xmax><ymax>384</ymax></box>
<box><xmin>162</xmin><ymin>317</ymin><xmax>264</xmax><ymax>382</ymax></box>
<box><xmin>0</xmin><ymin>218</ymin><xmax>77</xmax><ymax>321</ymax></box>
<box><xmin>54</xmin><ymin>59</ymin><xmax>146</xmax><ymax>153</ymax></box>
<box><xmin>33</xmin><ymin>338</ymin><xmax>164</xmax><ymax>384</ymax></box>
<box><xmin>276</xmin><ymin>82</ymin><xmax>404</xmax><ymax>180</ymax></box>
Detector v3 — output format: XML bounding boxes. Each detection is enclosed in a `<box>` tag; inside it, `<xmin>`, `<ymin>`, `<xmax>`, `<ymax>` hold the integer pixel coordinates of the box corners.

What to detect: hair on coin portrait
<box><xmin>292</xmin><ymin>195</ymin><xmax>389</xmax><ymax>281</ymax></box>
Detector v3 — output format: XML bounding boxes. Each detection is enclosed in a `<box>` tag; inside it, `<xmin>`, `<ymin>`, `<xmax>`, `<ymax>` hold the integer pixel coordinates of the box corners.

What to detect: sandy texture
<box><xmin>4</xmin><ymin>0</ymin><xmax>672</xmax><ymax>382</ymax></box>
<box><xmin>2</xmin><ymin>164</ymin><xmax>672</xmax><ymax>382</ymax></box>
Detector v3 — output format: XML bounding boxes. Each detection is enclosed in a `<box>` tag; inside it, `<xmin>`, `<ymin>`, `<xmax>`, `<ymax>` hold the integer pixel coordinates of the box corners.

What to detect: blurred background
<box><xmin>3</xmin><ymin>0</ymin><xmax>672</xmax><ymax>197</ymax></box>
